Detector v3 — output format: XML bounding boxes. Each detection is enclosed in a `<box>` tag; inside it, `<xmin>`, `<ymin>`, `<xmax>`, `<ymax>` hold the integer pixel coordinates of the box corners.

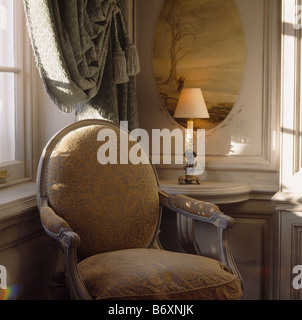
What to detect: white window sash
<box><xmin>0</xmin><ymin>0</ymin><xmax>35</xmax><ymax>187</ymax></box>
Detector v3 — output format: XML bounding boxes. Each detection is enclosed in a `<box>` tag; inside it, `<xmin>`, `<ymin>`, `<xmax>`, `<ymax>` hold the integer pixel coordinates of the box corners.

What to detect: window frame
<box><xmin>0</xmin><ymin>0</ymin><xmax>35</xmax><ymax>188</ymax></box>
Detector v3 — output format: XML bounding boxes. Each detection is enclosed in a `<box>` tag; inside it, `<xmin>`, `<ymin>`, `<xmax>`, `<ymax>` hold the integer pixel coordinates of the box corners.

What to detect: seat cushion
<box><xmin>77</xmin><ymin>248</ymin><xmax>243</xmax><ymax>300</ymax></box>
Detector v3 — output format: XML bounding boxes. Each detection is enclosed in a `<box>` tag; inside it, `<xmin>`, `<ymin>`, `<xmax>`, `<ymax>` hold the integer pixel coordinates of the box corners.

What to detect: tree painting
<box><xmin>161</xmin><ymin>0</ymin><xmax>200</xmax><ymax>89</ymax></box>
<box><xmin>153</xmin><ymin>0</ymin><xmax>246</xmax><ymax>130</ymax></box>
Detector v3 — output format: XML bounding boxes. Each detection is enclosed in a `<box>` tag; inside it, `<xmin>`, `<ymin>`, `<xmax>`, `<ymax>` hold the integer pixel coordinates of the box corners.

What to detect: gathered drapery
<box><xmin>23</xmin><ymin>0</ymin><xmax>140</xmax><ymax>129</ymax></box>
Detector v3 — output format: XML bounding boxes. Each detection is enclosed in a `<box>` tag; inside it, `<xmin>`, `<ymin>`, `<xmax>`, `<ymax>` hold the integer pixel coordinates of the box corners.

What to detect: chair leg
<box><xmin>48</xmin><ymin>239</ymin><xmax>69</xmax><ymax>300</ymax></box>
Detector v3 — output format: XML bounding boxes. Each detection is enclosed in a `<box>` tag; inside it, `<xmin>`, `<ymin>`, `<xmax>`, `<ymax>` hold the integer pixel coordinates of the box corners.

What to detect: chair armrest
<box><xmin>159</xmin><ymin>190</ymin><xmax>242</xmax><ymax>283</ymax></box>
<box><xmin>40</xmin><ymin>206</ymin><xmax>70</xmax><ymax>235</ymax></box>
<box><xmin>39</xmin><ymin>205</ymin><xmax>92</xmax><ymax>300</ymax></box>
<box><xmin>159</xmin><ymin>190</ymin><xmax>233</xmax><ymax>230</ymax></box>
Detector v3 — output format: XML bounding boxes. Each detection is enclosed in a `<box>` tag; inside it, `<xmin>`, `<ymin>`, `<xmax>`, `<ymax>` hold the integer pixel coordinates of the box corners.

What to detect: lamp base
<box><xmin>178</xmin><ymin>175</ymin><xmax>201</xmax><ymax>185</ymax></box>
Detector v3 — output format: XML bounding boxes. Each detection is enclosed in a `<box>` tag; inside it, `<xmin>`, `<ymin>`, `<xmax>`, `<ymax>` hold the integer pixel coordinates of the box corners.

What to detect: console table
<box><xmin>159</xmin><ymin>180</ymin><xmax>252</xmax><ymax>204</ymax></box>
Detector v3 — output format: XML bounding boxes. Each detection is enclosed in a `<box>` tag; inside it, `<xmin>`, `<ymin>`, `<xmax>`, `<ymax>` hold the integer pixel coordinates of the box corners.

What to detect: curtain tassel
<box><xmin>125</xmin><ymin>36</ymin><xmax>140</xmax><ymax>76</ymax></box>
<box><xmin>113</xmin><ymin>40</ymin><xmax>129</xmax><ymax>84</ymax></box>
<box><xmin>113</xmin><ymin>10</ymin><xmax>129</xmax><ymax>85</ymax></box>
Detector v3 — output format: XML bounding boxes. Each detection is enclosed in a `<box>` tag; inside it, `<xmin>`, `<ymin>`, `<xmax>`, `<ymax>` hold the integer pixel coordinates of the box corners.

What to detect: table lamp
<box><xmin>174</xmin><ymin>88</ymin><xmax>209</xmax><ymax>184</ymax></box>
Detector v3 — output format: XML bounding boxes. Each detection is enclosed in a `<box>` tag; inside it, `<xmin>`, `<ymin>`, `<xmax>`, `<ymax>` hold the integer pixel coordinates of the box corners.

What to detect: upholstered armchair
<box><xmin>36</xmin><ymin>119</ymin><xmax>243</xmax><ymax>300</ymax></box>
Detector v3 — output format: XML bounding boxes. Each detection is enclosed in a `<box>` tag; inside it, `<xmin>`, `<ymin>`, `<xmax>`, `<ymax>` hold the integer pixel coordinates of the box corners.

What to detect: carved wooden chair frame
<box><xmin>36</xmin><ymin>119</ymin><xmax>242</xmax><ymax>300</ymax></box>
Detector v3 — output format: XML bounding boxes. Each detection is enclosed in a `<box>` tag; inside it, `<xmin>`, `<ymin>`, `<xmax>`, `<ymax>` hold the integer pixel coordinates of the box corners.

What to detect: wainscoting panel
<box><xmin>0</xmin><ymin>187</ymin><xmax>52</xmax><ymax>300</ymax></box>
<box><xmin>276</xmin><ymin>210</ymin><xmax>302</xmax><ymax>300</ymax></box>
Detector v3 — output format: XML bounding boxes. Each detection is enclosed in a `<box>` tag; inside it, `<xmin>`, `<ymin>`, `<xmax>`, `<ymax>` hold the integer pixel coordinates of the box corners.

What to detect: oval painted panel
<box><xmin>153</xmin><ymin>0</ymin><xmax>246</xmax><ymax>130</ymax></box>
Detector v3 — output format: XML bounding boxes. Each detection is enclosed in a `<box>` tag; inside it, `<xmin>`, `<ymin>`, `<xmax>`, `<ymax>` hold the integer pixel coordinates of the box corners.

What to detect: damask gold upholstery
<box><xmin>37</xmin><ymin>119</ymin><xmax>243</xmax><ymax>300</ymax></box>
<box><xmin>171</xmin><ymin>195</ymin><xmax>220</xmax><ymax>219</ymax></box>
<box><xmin>46</xmin><ymin>125</ymin><xmax>160</xmax><ymax>259</ymax></box>
<box><xmin>40</xmin><ymin>206</ymin><xmax>70</xmax><ymax>234</ymax></box>
<box><xmin>78</xmin><ymin>249</ymin><xmax>242</xmax><ymax>300</ymax></box>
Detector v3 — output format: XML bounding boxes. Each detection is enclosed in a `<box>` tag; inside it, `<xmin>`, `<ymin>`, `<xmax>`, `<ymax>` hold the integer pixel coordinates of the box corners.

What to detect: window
<box><xmin>0</xmin><ymin>0</ymin><xmax>32</xmax><ymax>186</ymax></box>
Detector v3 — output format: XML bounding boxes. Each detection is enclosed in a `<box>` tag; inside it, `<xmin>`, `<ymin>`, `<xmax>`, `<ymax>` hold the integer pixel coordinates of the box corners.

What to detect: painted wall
<box><xmin>35</xmin><ymin>70</ymin><xmax>75</xmax><ymax>158</ymax></box>
<box><xmin>135</xmin><ymin>0</ymin><xmax>280</xmax><ymax>194</ymax></box>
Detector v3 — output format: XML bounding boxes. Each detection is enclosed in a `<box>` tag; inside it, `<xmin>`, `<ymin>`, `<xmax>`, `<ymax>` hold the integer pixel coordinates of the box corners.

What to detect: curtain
<box><xmin>23</xmin><ymin>0</ymin><xmax>140</xmax><ymax>130</ymax></box>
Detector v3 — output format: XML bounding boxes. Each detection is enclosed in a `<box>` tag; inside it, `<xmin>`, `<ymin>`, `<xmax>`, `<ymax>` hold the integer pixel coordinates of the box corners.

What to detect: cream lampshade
<box><xmin>174</xmin><ymin>88</ymin><xmax>209</xmax><ymax>120</ymax></box>
<box><xmin>173</xmin><ymin>88</ymin><xmax>209</xmax><ymax>184</ymax></box>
